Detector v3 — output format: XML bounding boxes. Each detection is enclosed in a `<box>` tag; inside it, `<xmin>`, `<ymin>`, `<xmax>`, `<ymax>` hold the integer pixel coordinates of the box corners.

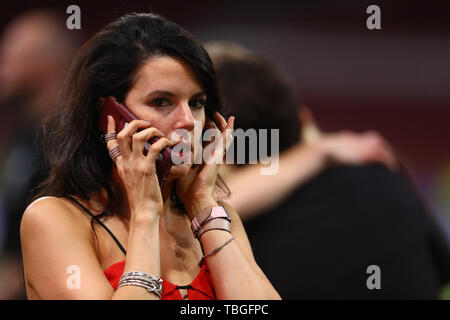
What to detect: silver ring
<box><xmin>109</xmin><ymin>145</ymin><xmax>121</xmax><ymax>161</ymax></box>
<box><xmin>104</xmin><ymin>132</ymin><xmax>117</xmax><ymax>143</ymax></box>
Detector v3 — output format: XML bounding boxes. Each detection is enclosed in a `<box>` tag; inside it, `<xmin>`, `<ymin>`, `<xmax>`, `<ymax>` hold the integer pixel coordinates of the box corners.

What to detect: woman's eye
<box><xmin>189</xmin><ymin>98</ymin><xmax>206</xmax><ymax>109</ymax></box>
<box><xmin>150</xmin><ymin>97</ymin><xmax>171</xmax><ymax>107</ymax></box>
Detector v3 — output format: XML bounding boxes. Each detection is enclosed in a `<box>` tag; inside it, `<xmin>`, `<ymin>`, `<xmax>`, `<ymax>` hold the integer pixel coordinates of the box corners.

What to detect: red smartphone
<box><xmin>98</xmin><ymin>96</ymin><xmax>173</xmax><ymax>189</ymax></box>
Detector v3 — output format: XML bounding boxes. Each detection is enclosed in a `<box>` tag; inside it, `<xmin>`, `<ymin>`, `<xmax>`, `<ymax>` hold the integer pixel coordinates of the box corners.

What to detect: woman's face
<box><xmin>124</xmin><ymin>56</ymin><xmax>206</xmax><ymax>178</ymax></box>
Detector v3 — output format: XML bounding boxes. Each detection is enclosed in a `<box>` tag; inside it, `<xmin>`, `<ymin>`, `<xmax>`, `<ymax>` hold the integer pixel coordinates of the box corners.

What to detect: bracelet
<box><xmin>204</xmin><ymin>236</ymin><xmax>236</xmax><ymax>259</ymax></box>
<box><xmin>191</xmin><ymin>206</ymin><xmax>231</xmax><ymax>236</ymax></box>
<box><xmin>118</xmin><ymin>271</ymin><xmax>163</xmax><ymax>298</ymax></box>
<box><xmin>197</xmin><ymin>218</ymin><xmax>232</xmax><ymax>239</ymax></box>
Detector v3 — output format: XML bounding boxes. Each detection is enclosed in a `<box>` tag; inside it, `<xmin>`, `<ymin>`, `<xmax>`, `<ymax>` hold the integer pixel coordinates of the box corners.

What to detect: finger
<box><xmin>106</xmin><ymin>115</ymin><xmax>116</xmax><ymax>135</ymax></box>
<box><xmin>105</xmin><ymin>116</ymin><xmax>122</xmax><ymax>164</ymax></box>
<box><xmin>131</xmin><ymin>126</ymin><xmax>166</xmax><ymax>157</ymax></box>
<box><xmin>226</xmin><ymin>116</ymin><xmax>235</xmax><ymax>130</ymax></box>
<box><xmin>212</xmin><ymin>111</ymin><xmax>228</xmax><ymax>132</ymax></box>
<box><xmin>116</xmin><ymin>119</ymin><xmax>152</xmax><ymax>157</ymax></box>
<box><xmin>105</xmin><ymin>115</ymin><xmax>118</xmax><ymax>148</ymax></box>
<box><xmin>204</xmin><ymin>117</ymin><xmax>234</xmax><ymax>164</ymax></box>
<box><xmin>205</xmin><ymin>117</ymin><xmax>218</xmax><ymax>130</ymax></box>
<box><xmin>146</xmin><ymin>136</ymin><xmax>175</xmax><ymax>162</ymax></box>
<box><xmin>207</xmin><ymin>137</ymin><xmax>226</xmax><ymax>166</ymax></box>
<box><xmin>203</xmin><ymin>118</ymin><xmax>220</xmax><ymax>146</ymax></box>
<box><xmin>220</xmin><ymin>116</ymin><xmax>235</xmax><ymax>152</ymax></box>
<box><xmin>205</xmin><ymin>116</ymin><xmax>234</xmax><ymax>163</ymax></box>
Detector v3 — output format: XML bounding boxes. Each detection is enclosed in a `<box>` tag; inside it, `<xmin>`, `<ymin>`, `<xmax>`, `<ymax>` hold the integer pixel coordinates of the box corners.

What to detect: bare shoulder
<box><xmin>20</xmin><ymin>196</ymin><xmax>111</xmax><ymax>299</ymax></box>
<box><xmin>20</xmin><ymin>196</ymin><xmax>90</xmax><ymax>243</ymax></box>
<box><xmin>24</xmin><ymin>196</ymin><xmax>73</xmax><ymax>221</ymax></box>
<box><xmin>24</xmin><ymin>196</ymin><xmax>72</xmax><ymax>216</ymax></box>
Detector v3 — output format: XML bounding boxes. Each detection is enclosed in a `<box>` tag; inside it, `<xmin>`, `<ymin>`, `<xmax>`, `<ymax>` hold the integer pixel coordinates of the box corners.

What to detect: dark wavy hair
<box><xmin>33</xmin><ymin>13</ymin><xmax>228</xmax><ymax>223</ymax></box>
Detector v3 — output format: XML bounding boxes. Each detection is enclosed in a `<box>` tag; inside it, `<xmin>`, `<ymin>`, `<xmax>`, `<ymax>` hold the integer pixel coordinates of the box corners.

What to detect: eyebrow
<box><xmin>145</xmin><ymin>90</ymin><xmax>206</xmax><ymax>99</ymax></box>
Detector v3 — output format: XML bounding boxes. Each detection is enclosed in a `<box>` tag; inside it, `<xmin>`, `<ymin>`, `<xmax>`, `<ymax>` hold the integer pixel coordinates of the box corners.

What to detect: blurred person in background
<box><xmin>0</xmin><ymin>9</ymin><xmax>78</xmax><ymax>299</ymax></box>
<box><xmin>207</xmin><ymin>41</ymin><xmax>450</xmax><ymax>299</ymax></box>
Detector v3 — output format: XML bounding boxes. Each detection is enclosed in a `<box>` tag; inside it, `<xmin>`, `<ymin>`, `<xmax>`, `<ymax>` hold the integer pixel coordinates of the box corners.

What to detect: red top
<box><xmin>104</xmin><ymin>259</ymin><xmax>216</xmax><ymax>300</ymax></box>
<box><xmin>64</xmin><ymin>196</ymin><xmax>215</xmax><ymax>300</ymax></box>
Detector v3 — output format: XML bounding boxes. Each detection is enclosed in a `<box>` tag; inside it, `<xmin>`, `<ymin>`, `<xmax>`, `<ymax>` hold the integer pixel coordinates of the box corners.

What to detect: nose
<box><xmin>172</xmin><ymin>102</ymin><xmax>195</xmax><ymax>132</ymax></box>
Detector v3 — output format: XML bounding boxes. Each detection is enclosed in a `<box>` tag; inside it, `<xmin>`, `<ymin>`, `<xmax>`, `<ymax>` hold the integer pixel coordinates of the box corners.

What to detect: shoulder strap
<box><xmin>66</xmin><ymin>195</ymin><xmax>127</xmax><ymax>256</ymax></box>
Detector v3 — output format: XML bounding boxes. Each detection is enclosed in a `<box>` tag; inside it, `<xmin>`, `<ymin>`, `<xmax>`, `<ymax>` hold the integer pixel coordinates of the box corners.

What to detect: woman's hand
<box><xmin>106</xmin><ymin>115</ymin><xmax>176</xmax><ymax>218</ymax></box>
<box><xmin>175</xmin><ymin>111</ymin><xmax>234</xmax><ymax>219</ymax></box>
<box><xmin>317</xmin><ymin>130</ymin><xmax>398</xmax><ymax>170</ymax></box>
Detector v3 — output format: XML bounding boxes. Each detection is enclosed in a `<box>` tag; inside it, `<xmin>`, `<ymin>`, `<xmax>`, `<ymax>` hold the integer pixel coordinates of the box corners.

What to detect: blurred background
<box><xmin>0</xmin><ymin>0</ymin><xmax>448</xmax><ymax>299</ymax></box>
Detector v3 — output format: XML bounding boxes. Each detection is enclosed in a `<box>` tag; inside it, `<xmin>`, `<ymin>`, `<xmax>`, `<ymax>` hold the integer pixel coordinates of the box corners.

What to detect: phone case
<box><xmin>98</xmin><ymin>96</ymin><xmax>173</xmax><ymax>189</ymax></box>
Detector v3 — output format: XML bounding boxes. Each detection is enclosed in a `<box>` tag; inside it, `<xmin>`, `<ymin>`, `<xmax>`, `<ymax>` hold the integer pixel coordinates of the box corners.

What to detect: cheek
<box><xmin>131</xmin><ymin>107</ymin><xmax>171</xmax><ymax>134</ymax></box>
<box><xmin>150</xmin><ymin>118</ymin><xmax>172</xmax><ymax>135</ymax></box>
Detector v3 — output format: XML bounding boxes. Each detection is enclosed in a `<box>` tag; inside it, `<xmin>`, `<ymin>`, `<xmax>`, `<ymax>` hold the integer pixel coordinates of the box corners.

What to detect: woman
<box><xmin>20</xmin><ymin>13</ymin><xmax>281</xmax><ymax>300</ymax></box>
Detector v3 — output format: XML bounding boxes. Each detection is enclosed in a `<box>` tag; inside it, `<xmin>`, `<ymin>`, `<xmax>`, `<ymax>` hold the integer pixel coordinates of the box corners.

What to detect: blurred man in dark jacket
<box><xmin>207</xmin><ymin>41</ymin><xmax>450</xmax><ymax>299</ymax></box>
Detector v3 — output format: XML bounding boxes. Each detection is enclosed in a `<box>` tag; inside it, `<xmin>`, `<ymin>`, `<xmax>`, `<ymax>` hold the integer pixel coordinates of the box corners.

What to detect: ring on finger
<box><xmin>109</xmin><ymin>145</ymin><xmax>121</xmax><ymax>161</ymax></box>
<box><xmin>104</xmin><ymin>132</ymin><xmax>117</xmax><ymax>143</ymax></box>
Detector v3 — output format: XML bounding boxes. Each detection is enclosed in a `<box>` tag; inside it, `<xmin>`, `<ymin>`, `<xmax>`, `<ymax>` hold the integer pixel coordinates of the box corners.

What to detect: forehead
<box><xmin>132</xmin><ymin>56</ymin><xmax>204</xmax><ymax>96</ymax></box>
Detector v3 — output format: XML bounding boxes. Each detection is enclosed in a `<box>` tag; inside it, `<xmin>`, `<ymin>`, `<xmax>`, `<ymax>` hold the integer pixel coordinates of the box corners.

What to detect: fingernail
<box><xmin>144</xmin><ymin>120</ymin><xmax>151</xmax><ymax>124</ymax></box>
